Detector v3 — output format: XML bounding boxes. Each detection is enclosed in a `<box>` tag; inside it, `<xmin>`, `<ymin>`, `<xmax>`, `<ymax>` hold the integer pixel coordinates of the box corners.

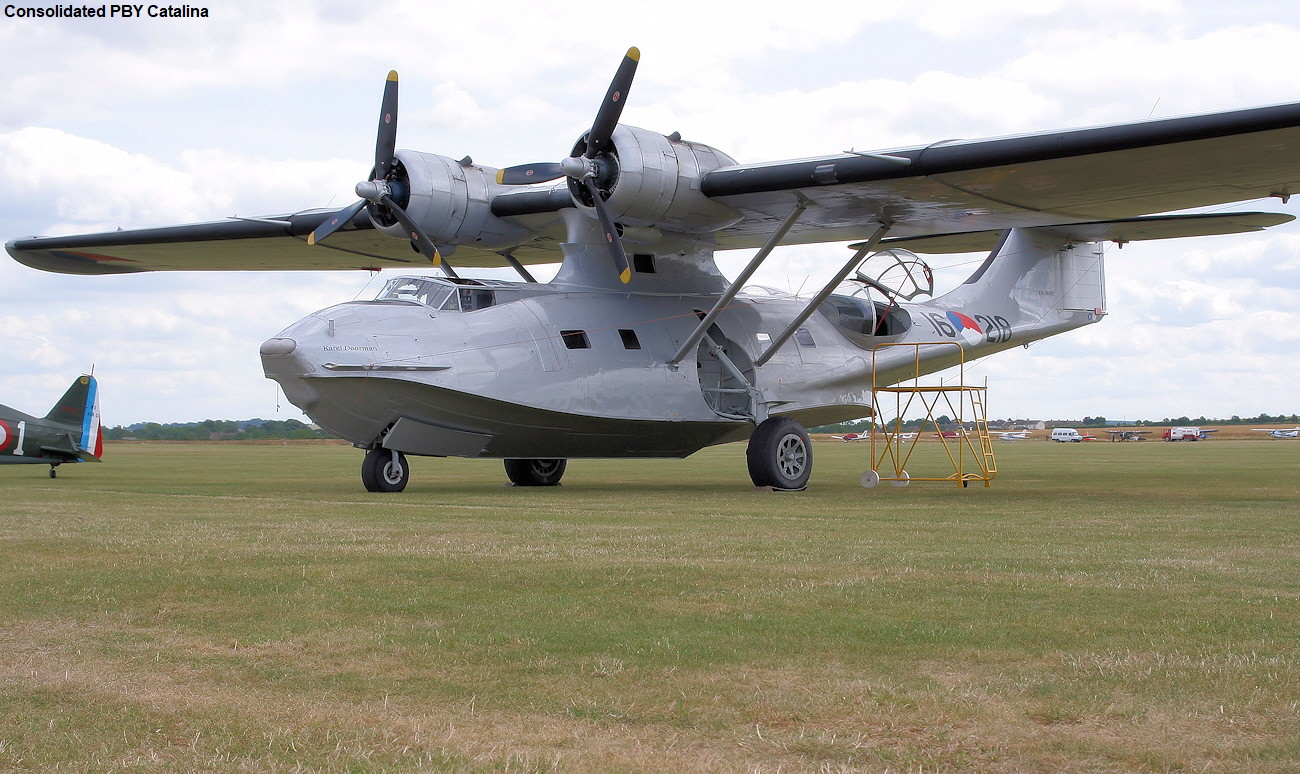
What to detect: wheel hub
<box><xmin>777</xmin><ymin>434</ymin><xmax>807</xmax><ymax>476</ymax></box>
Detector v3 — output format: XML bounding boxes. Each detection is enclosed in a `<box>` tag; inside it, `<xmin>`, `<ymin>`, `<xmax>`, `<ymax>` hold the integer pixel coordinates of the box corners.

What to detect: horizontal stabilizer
<box><xmin>877</xmin><ymin>212</ymin><xmax>1294</xmax><ymax>254</ymax></box>
<box><xmin>39</xmin><ymin>442</ymin><xmax>101</xmax><ymax>462</ymax></box>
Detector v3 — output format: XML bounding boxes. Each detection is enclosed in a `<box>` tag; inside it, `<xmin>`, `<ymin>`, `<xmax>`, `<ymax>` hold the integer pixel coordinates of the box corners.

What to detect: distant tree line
<box><xmin>812</xmin><ymin>412</ymin><xmax>1299</xmax><ymax>433</ymax></box>
<box><xmin>1076</xmin><ymin>413</ymin><xmax>1299</xmax><ymax>427</ymax></box>
<box><xmin>104</xmin><ymin>419</ymin><xmax>335</xmax><ymax>441</ymax></box>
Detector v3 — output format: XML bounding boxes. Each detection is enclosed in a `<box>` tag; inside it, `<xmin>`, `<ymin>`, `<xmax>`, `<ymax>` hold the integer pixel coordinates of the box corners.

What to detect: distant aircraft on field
<box><xmin>994</xmin><ymin>430</ymin><xmax>1031</xmax><ymax>442</ymax></box>
<box><xmin>1252</xmin><ymin>427</ymin><xmax>1300</xmax><ymax>439</ymax></box>
<box><xmin>832</xmin><ymin>431</ymin><xmax>917</xmax><ymax>442</ymax></box>
<box><xmin>0</xmin><ymin>375</ymin><xmax>103</xmax><ymax>478</ymax></box>
<box><xmin>1106</xmin><ymin>429</ymin><xmax>1151</xmax><ymax>442</ymax></box>
<box><xmin>831</xmin><ymin>432</ymin><xmax>870</xmax><ymax>442</ymax></box>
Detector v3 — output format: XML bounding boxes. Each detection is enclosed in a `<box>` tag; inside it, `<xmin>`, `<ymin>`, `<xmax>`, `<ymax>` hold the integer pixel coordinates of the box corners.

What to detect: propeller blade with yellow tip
<box><xmin>582</xmin><ymin>177</ymin><xmax>630</xmax><ymax>284</ymax></box>
<box><xmin>495</xmin><ymin>162</ymin><xmax>564</xmax><ymax>185</ymax></box>
<box><xmin>585</xmin><ymin>47</ymin><xmax>639</xmax><ymax>160</ymax></box>
<box><xmin>307</xmin><ymin>198</ymin><xmax>367</xmax><ymax>245</ymax></box>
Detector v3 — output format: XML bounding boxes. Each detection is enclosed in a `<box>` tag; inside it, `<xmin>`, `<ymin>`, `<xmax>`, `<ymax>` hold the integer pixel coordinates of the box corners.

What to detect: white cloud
<box><xmin>1</xmin><ymin>128</ymin><xmax>214</xmax><ymax>230</ymax></box>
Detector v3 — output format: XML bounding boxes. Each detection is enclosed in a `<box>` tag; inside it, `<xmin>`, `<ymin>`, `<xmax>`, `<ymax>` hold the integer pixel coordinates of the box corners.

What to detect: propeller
<box><xmin>308</xmin><ymin>70</ymin><xmax>442</xmax><ymax>266</ymax></box>
<box><xmin>496</xmin><ymin>47</ymin><xmax>640</xmax><ymax>283</ymax></box>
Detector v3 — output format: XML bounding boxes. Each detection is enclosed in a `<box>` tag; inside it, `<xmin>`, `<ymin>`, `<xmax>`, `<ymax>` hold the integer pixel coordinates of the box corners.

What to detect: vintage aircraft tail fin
<box><xmin>897</xmin><ymin>211</ymin><xmax>1292</xmax><ymax>325</ymax></box>
<box><xmin>45</xmin><ymin>374</ymin><xmax>103</xmax><ymax>461</ymax></box>
<box><xmin>934</xmin><ymin>226</ymin><xmax>1106</xmax><ymax>328</ymax></box>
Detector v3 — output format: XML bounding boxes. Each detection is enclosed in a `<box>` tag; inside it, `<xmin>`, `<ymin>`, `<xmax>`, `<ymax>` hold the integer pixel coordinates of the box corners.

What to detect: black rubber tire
<box><xmin>361</xmin><ymin>448</ymin><xmax>409</xmax><ymax>492</ymax></box>
<box><xmin>504</xmin><ymin>458</ymin><xmax>567</xmax><ymax>486</ymax></box>
<box><xmin>746</xmin><ymin>416</ymin><xmax>812</xmax><ymax>490</ymax></box>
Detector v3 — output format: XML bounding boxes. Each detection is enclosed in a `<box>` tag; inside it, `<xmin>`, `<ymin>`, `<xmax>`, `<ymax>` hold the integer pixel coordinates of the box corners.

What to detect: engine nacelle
<box><xmin>585</xmin><ymin>125</ymin><xmax>743</xmax><ymax>234</ymax></box>
<box><xmin>370</xmin><ymin>150</ymin><xmax>532</xmax><ymax>250</ymax></box>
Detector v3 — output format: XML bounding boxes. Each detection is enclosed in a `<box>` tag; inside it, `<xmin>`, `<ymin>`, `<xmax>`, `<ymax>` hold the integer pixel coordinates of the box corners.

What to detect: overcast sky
<box><xmin>2</xmin><ymin>0</ymin><xmax>1298</xmax><ymax>428</ymax></box>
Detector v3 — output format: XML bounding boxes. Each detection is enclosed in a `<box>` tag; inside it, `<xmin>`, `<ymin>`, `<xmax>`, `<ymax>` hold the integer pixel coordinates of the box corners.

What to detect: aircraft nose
<box><xmin>260</xmin><ymin>337</ymin><xmax>298</xmax><ymax>356</ymax></box>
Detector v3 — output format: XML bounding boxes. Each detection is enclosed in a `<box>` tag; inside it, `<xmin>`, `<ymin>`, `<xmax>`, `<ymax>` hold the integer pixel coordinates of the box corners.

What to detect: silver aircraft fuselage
<box><xmin>262</xmin><ymin>279</ymin><xmax>875</xmax><ymax>458</ymax></box>
<box><xmin>260</xmin><ymin>231</ymin><xmax>1103</xmax><ymax>460</ymax></box>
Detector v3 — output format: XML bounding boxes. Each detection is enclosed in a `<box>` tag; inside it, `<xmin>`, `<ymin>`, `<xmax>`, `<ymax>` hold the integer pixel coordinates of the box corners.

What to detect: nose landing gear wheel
<box><xmin>504</xmin><ymin>458</ymin><xmax>567</xmax><ymax>486</ymax></box>
<box><xmin>746</xmin><ymin>416</ymin><xmax>812</xmax><ymax>491</ymax></box>
<box><xmin>361</xmin><ymin>448</ymin><xmax>409</xmax><ymax>492</ymax></box>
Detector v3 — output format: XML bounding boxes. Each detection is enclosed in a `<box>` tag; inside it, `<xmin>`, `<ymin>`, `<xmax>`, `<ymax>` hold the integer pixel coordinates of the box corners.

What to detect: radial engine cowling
<box><xmin>370</xmin><ymin>150</ymin><xmax>531</xmax><ymax>250</ymax></box>
<box><xmin>579</xmin><ymin>125</ymin><xmax>744</xmax><ymax>235</ymax></box>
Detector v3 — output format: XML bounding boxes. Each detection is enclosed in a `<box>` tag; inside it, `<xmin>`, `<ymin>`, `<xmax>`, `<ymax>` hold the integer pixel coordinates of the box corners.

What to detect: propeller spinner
<box><xmin>497</xmin><ymin>47</ymin><xmax>640</xmax><ymax>283</ymax></box>
<box><xmin>309</xmin><ymin>71</ymin><xmax>442</xmax><ymax>266</ymax></box>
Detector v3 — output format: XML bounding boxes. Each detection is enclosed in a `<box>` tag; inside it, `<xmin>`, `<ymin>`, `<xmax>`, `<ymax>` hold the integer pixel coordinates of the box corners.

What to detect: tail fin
<box><xmin>45</xmin><ymin>375</ymin><xmax>103</xmax><ymax>461</ymax></box>
<box><xmin>902</xmin><ymin>211</ymin><xmax>1288</xmax><ymax>320</ymax></box>
<box><xmin>942</xmin><ymin>227</ymin><xmax>1106</xmax><ymax>320</ymax></box>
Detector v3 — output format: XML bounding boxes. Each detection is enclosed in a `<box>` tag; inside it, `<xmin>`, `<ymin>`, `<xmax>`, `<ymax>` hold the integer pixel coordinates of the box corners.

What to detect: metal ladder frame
<box><xmin>867</xmin><ymin>342</ymin><xmax>997</xmax><ymax>488</ymax></box>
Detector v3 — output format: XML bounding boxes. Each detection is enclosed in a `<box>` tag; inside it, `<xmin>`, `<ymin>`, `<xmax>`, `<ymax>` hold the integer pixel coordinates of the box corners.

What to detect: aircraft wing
<box><xmin>873</xmin><ymin>212</ymin><xmax>1295</xmax><ymax>255</ymax></box>
<box><xmin>704</xmin><ymin>102</ymin><xmax>1300</xmax><ymax>250</ymax></box>
<box><xmin>5</xmin><ymin>208</ymin><xmax>568</xmax><ymax>276</ymax></box>
<box><xmin>8</xmin><ymin>101</ymin><xmax>1300</xmax><ymax>275</ymax></box>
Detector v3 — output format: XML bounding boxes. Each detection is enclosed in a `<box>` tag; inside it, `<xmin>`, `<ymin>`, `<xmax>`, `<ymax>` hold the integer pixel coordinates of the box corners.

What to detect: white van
<box><xmin>1050</xmin><ymin>428</ymin><xmax>1084</xmax><ymax>443</ymax></box>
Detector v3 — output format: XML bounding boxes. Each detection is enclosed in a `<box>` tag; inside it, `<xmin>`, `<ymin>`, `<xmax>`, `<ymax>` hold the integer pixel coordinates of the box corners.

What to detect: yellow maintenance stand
<box><xmin>863</xmin><ymin>342</ymin><xmax>997</xmax><ymax>488</ymax></box>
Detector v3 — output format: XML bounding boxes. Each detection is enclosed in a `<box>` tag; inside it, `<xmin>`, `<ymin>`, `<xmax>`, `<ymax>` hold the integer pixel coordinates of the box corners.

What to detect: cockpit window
<box><xmin>820</xmin><ymin>293</ymin><xmax>912</xmax><ymax>339</ymax></box>
<box><xmin>428</xmin><ymin>285</ymin><xmax>455</xmax><ymax>309</ymax></box>
<box><xmin>457</xmin><ymin>287</ymin><xmax>494</xmax><ymax>311</ymax></box>
<box><xmin>376</xmin><ymin>277</ymin><xmax>494</xmax><ymax>311</ymax></box>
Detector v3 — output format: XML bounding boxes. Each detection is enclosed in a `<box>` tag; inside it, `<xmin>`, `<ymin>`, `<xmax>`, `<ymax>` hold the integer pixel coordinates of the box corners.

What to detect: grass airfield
<box><xmin>2</xmin><ymin>439</ymin><xmax>1298</xmax><ymax>772</ymax></box>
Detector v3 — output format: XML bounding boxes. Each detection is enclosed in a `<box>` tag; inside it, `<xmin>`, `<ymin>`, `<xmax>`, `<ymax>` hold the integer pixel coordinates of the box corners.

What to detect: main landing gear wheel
<box><xmin>746</xmin><ymin>416</ymin><xmax>812</xmax><ymax>491</ymax></box>
<box><xmin>504</xmin><ymin>458</ymin><xmax>567</xmax><ymax>487</ymax></box>
<box><xmin>361</xmin><ymin>448</ymin><xmax>409</xmax><ymax>492</ymax></box>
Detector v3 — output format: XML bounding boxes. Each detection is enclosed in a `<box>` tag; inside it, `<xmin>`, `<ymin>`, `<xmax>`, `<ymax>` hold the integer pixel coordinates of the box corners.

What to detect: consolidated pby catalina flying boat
<box><xmin>8</xmin><ymin>48</ymin><xmax>1300</xmax><ymax>491</ymax></box>
<box><xmin>1106</xmin><ymin>429</ymin><xmax>1152</xmax><ymax>442</ymax></box>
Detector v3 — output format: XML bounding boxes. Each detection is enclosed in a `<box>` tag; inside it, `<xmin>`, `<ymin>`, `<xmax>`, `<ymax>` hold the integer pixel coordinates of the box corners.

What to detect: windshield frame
<box><xmin>375</xmin><ymin>276</ymin><xmax>495</xmax><ymax>312</ymax></box>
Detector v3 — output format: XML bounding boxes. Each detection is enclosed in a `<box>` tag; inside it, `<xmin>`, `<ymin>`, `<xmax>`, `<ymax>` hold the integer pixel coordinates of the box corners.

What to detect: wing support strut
<box><xmin>501</xmin><ymin>252</ymin><xmax>538</xmax><ymax>283</ymax></box>
<box><xmin>666</xmin><ymin>195</ymin><xmax>811</xmax><ymax>367</ymax></box>
<box><xmin>754</xmin><ymin>222</ymin><xmax>891</xmax><ymax>367</ymax></box>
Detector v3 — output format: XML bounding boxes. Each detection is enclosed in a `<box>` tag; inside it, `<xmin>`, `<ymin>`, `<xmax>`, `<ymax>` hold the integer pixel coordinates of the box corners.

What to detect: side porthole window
<box><xmin>619</xmin><ymin>329</ymin><xmax>641</xmax><ymax>350</ymax></box>
<box><xmin>561</xmin><ymin>330</ymin><xmax>590</xmax><ymax>350</ymax></box>
<box><xmin>794</xmin><ymin>328</ymin><xmax>816</xmax><ymax>347</ymax></box>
